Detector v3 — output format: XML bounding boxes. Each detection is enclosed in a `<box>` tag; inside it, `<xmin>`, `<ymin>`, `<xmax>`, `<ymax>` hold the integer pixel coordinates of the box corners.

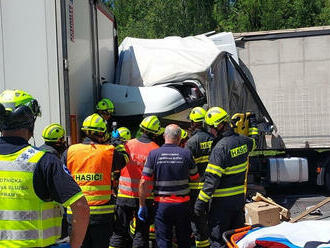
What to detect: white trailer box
<box><xmin>0</xmin><ymin>0</ymin><xmax>117</xmax><ymax>145</ymax></box>
<box><xmin>235</xmin><ymin>27</ymin><xmax>330</xmax><ymax>148</ymax></box>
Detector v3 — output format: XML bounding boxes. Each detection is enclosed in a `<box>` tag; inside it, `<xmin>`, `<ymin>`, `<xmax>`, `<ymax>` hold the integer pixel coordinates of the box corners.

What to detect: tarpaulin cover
<box><xmin>115</xmin><ymin>33</ymin><xmax>237</xmax><ymax>86</ymax></box>
<box><xmin>237</xmin><ymin>221</ymin><xmax>330</xmax><ymax>248</ymax></box>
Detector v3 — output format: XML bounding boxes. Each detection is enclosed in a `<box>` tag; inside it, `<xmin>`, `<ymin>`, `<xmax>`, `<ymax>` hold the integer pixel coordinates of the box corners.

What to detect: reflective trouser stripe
<box><xmin>196</xmin><ymin>239</ymin><xmax>210</xmax><ymax>247</ymax></box>
<box><xmin>0</xmin><ymin>208</ymin><xmax>60</xmax><ymax>221</ymax></box>
<box><xmin>189</xmin><ymin>182</ymin><xmax>204</xmax><ymax>189</ymax></box>
<box><xmin>0</xmin><ymin>226</ymin><xmax>61</xmax><ymax>240</ymax></box>
<box><xmin>213</xmin><ymin>185</ymin><xmax>245</xmax><ymax>197</ymax></box>
<box><xmin>194</xmin><ymin>156</ymin><xmax>209</xmax><ymax>164</ymax></box>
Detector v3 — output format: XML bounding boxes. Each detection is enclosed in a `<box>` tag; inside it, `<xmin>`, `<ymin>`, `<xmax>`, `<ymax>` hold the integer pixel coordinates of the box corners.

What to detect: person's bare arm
<box><xmin>139</xmin><ymin>178</ymin><xmax>152</xmax><ymax>207</ymax></box>
<box><xmin>69</xmin><ymin>196</ymin><xmax>90</xmax><ymax>248</ymax></box>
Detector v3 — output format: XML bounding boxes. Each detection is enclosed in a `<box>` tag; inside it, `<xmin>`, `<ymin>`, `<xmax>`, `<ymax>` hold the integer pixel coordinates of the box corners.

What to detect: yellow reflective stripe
<box><xmin>85</xmin><ymin>194</ymin><xmax>111</xmax><ymax>201</ymax></box>
<box><xmin>68</xmin><ymin>205</ymin><xmax>115</xmax><ymax>215</ymax></box>
<box><xmin>205</xmin><ymin>163</ymin><xmax>224</xmax><ymax>177</ymax></box>
<box><xmin>207</xmin><ymin>163</ymin><xmax>225</xmax><ymax>173</ymax></box>
<box><xmin>252</xmin><ymin>139</ymin><xmax>257</xmax><ymax>151</ymax></box>
<box><xmin>80</xmin><ymin>185</ymin><xmax>110</xmax><ymax>191</ymax></box>
<box><xmin>28</xmin><ymin>150</ymin><xmax>46</xmax><ymax>163</ymax></box>
<box><xmin>196</xmin><ymin>239</ymin><xmax>210</xmax><ymax>247</ymax></box>
<box><xmin>62</xmin><ymin>191</ymin><xmax>84</xmax><ymax>208</ymax></box>
<box><xmin>89</xmin><ymin>205</ymin><xmax>115</xmax><ymax>215</ymax></box>
<box><xmin>198</xmin><ymin>190</ymin><xmax>211</xmax><ymax>202</ymax></box>
<box><xmin>0</xmin><ymin>146</ymin><xmax>30</xmax><ymax>161</ymax></box>
<box><xmin>213</xmin><ymin>185</ymin><xmax>245</xmax><ymax>197</ymax></box>
<box><xmin>189</xmin><ymin>182</ymin><xmax>204</xmax><ymax>189</ymax></box>
<box><xmin>117</xmin><ymin>193</ymin><xmax>154</xmax><ymax>199</ymax></box>
<box><xmin>224</xmin><ymin>161</ymin><xmax>248</xmax><ymax>175</ymax></box>
<box><xmin>194</xmin><ymin>156</ymin><xmax>209</xmax><ymax>164</ymax></box>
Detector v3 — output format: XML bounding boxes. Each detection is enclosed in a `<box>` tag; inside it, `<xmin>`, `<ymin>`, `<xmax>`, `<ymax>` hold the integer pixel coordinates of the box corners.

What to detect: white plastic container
<box><xmin>269</xmin><ymin>157</ymin><xmax>308</xmax><ymax>183</ymax></box>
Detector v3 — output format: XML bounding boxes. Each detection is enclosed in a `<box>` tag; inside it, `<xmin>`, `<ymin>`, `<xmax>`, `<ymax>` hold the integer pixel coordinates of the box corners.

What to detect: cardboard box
<box><xmin>245</xmin><ymin>201</ymin><xmax>281</xmax><ymax>226</ymax></box>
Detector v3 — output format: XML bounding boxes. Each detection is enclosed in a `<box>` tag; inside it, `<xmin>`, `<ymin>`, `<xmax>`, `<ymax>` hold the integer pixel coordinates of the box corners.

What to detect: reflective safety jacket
<box><xmin>118</xmin><ymin>138</ymin><xmax>159</xmax><ymax>199</ymax></box>
<box><xmin>0</xmin><ymin>146</ymin><xmax>62</xmax><ymax>248</ymax></box>
<box><xmin>198</xmin><ymin>129</ymin><xmax>256</xmax><ymax>209</ymax></box>
<box><xmin>185</xmin><ymin>128</ymin><xmax>213</xmax><ymax>190</ymax></box>
<box><xmin>67</xmin><ymin>143</ymin><xmax>115</xmax><ymax>215</ymax></box>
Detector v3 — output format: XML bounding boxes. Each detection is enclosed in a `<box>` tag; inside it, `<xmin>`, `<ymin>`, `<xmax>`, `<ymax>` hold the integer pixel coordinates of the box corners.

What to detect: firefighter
<box><xmin>0</xmin><ymin>89</ymin><xmax>89</xmax><ymax>248</ymax></box>
<box><xmin>40</xmin><ymin>123</ymin><xmax>67</xmax><ymax>158</ymax></box>
<box><xmin>194</xmin><ymin>107</ymin><xmax>256</xmax><ymax>247</ymax></box>
<box><xmin>139</xmin><ymin>124</ymin><xmax>199</xmax><ymax>248</ymax></box>
<box><xmin>185</xmin><ymin>106</ymin><xmax>214</xmax><ymax>248</ymax></box>
<box><xmin>179</xmin><ymin>128</ymin><xmax>189</xmax><ymax>148</ymax></box>
<box><xmin>63</xmin><ymin>113</ymin><xmax>127</xmax><ymax>248</ymax></box>
<box><xmin>40</xmin><ymin>123</ymin><xmax>69</xmax><ymax>240</ymax></box>
<box><xmin>96</xmin><ymin>98</ymin><xmax>115</xmax><ymax>122</ymax></box>
<box><xmin>117</xmin><ymin>126</ymin><xmax>132</xmax><ymax>142</ymax></box>
<box><xmin>110</xmin><ymin>115</ymin><xmax>162</xmax><ymax>248</ymax></box>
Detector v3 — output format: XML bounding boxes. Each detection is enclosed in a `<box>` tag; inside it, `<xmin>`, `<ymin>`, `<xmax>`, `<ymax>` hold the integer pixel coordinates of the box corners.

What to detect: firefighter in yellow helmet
<box><xmin>117</xmin><ymin>127</ymin><xmax>132</xmax><ymax>142</ymax></box>
<box><xmin>62</xmin><ymin>113</ymin><xmax>127</xmax><ymax>248</ymax></box>
<box><xmin>40</xmin><ymin>123</ymin><xmax>67</xmax><ymax>158</ymax></box>
<box><xmin>110</xmin><ymin>115</ymin><xmax>161</xmax><ymax>248</ymax></box>
<box><xmin>96</xmin><ymin>98</ymin><xmax>114</xmax><ymax>122</ymax></box>
<box><xmin>0</xmin><ymin>89</ymin><xmax>89</xmax><ymax>248</ymax></box>
<box><xmin>194</xmin><ymin>107</ymin><xmax>256</xmax><ymax>247</ymax></box>
<box><xmin>185</xmin><ymin>107</ymin><xmax>214</xmax><ymax>248</ymax></box>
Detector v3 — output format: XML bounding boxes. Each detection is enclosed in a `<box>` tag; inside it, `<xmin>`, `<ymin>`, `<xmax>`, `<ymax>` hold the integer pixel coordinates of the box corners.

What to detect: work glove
<box><xmin>138</xmin><ymin>206</ymin><xmax>148</xmax><ymax>222</ymax></box>
<box><xmin>194</xmin><ymin>199</ymin><xmax>209</xmax><ymax>217</ymax></box>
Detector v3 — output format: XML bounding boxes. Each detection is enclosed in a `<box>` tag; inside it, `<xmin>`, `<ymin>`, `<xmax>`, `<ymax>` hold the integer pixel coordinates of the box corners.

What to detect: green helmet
<box><xmin>81</xmin><ymin>113</ymin><xmax>107</xmax><ymax>134</ymax></box>
<box><xmin>181</xmin><ymin>129</ymin><xmax>188</xmax><ymax>139</ymax></box>
<box><xmin>117</xmin><ymin>127</ymin><xmax>131</xmax><ymax>141</ymax></box>
<box><xmin>205</xmin><ymin>107</ymin><xmax>230</xmax><ymax>128</ymax></box>
<box><xmin>96</xmin><ymin>98</ymin><xmax>114</xmax><ymax>113</ymax></box>
<box><xmin>139</xmin><ymin>115</ymin><xmax>161</xmax><ymax>135</ymax></box>
<box><xmin>189</xmin><ymin>107</ymin><xmax>206</xmax><ymax>123</ymax></box>
<box><xmin>42</xmin><ymin>123</ymin><xmax>65</xmax><ymax>142</ymax></box>
<box><xmin>0</xmin><ymin>89</ymin><xmax>41</xmax><ymax>130</ymax></box>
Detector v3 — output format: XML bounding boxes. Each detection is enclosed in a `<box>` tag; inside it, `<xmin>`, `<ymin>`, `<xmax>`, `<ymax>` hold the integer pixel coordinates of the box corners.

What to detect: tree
<box><xmin>103</xmin><ymin>0</ymin><xmax>330</xmax><ymax>42</ymax></box>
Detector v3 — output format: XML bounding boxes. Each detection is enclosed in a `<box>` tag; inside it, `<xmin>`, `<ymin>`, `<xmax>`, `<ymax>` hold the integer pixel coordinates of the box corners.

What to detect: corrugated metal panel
<box><xmin>237</xmin><ymin>33</ymin><xmax>330</xmax><ymax>148</ymax></box>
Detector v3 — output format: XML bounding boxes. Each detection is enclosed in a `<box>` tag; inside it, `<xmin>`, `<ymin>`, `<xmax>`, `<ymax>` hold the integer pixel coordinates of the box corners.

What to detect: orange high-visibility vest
<box><xmin>118</xmin><ymin>139</ymin><xmax>159</xmax><ymax>198</ymax></box>
<box><xmin>67</xmin><ymin>143</ymin><xmax>114</xmax><ymax>206</ymax></box>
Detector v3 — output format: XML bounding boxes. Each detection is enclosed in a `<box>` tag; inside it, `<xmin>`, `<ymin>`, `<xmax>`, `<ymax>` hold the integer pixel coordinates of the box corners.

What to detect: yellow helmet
<box><xmin>117</xmin><ymin>127</ymin><xmax>131</xmax><ymax>141</ymax></box>
<box><xmin>96</xmin><ymin>98</ymin><xmax>114</xmax><ymax>113</ymax></box>
<box><xmin>42</xmin><ymin>123</ymin><xmax>65</xmax><ymax>142</ymax></box>
<box><xmin>139</xmin><ymin>115</ymin><xmax>161</xmax><ymax>135</ymax></box>
<box><xmin>0</xmin><ymin>89</ymin><xmax>41</xmax><ymax>130</ymax></box>
<box><xmin>205</xmin><ymin>107</ymin><xmax>230</xmax><ymax>128</ymax></box>
<box><xmin>189</xmin><ymin>107</ymin><xmax>206</xmax><ymax>123</ymax></box>
<box><xmin>81</xmin><ymin>113</ymin><xmax>107</xmax><ymax>134</ymax></box>
<box><xmin>181</xmin><ymin>129</ymin><xmax>188</xmax><ymax>139</ymax></box>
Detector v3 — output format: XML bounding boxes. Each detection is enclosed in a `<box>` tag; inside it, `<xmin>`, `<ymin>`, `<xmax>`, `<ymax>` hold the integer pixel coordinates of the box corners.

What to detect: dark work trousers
<box><xmin>208</xmin><ymin>200</ymin><xmax>245</xmax><ymax>248</ymax></box>
<box><xmin>154</xmin><ymin>201</ymin><xmax>191</xmax><ymax>248</ymax></box>
<box><xmin>68</xmin><ymin>213</ymin><xmax>114</xmax><ymax>248</ymax></box>
<box><xmin>190</xmin><ymin>189</ymin><xmax>210</xmax><ymax>248</ymax></box>
<box><xmin>110</xmin><ymin>201</ymin><xmax>154</xmax><ymax>248</ymax></box>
